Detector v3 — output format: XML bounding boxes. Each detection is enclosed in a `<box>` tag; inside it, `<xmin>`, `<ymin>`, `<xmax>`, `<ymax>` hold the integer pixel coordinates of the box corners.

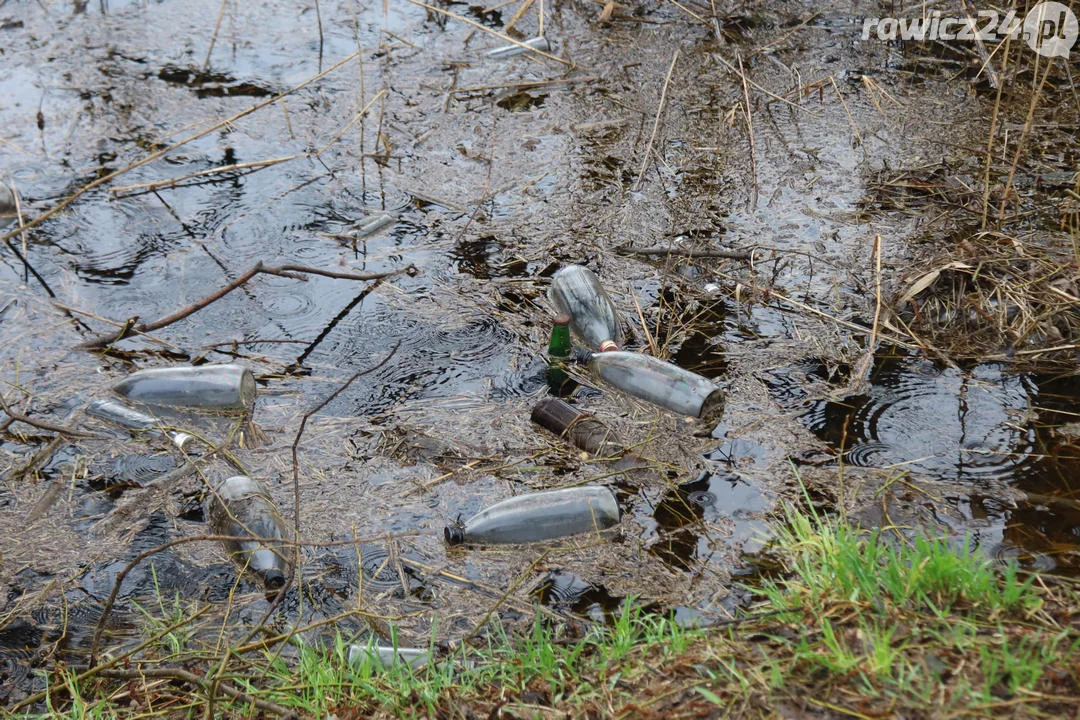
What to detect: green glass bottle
<box><xmin>548</xmin><ymin>314</ymin><xmax>572</xmax><ymax>359</ymax></box>
<box><xmin>547</xmin><ymin>315</ymin><xmax>574</xmax><ymax>396</ymax></box>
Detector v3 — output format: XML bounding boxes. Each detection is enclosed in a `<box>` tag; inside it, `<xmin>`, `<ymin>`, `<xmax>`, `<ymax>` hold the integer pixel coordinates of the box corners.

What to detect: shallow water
<box><xmin>765</xmin><ymin>352</ymin><xmax>1080</xmax><ymax>573</ymax></box>
<box><xmin>1</xmin><ymin>0</ymin><xmax>1078</xmax><ymax>703</ymax></box>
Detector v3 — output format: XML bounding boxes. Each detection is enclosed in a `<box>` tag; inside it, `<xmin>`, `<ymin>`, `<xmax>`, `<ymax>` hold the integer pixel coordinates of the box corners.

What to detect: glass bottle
<box><xmin>113</xmin><ymin>363</ymin><xmax>255</xmax><ymax>412</ymax></box>
<box><xmin>575</xmin><ymin>349</ymin><xmax>723</xmax><ymax>418</ymax></box>
<box><xmin>206</xmin><ymin>475</ymin><xmax>291</xmax><ymax>591</ymax></box>
<box><xmin>548</xmin><ymin>265</ymin><xmax>622</xmax><ymax>352</ymax></box>
<box><xmin>348</xmin><ymin>642</ymin><xmax>430</xmax><ymax>669</ymax></box>
<box><xmin>486</xmin><ymin>35</ymin><xmax>550</xmax><ymax>59</ymax></box>
<box><xmin>546</xmin><ymin>315</ymin><xmax>574</xmax><ymax>396</ymax></box>
<box><xmin>444</xmin><ymin>485</ymin><xmax>619</xmax><ymax>545</ymax></box>
<box><xmin>85</xmin><ymin>398</ymin><xmax>195</xmax><ymax>450</ymax></box>
<box><xmin>530</xmin><ymin>397</ymin><xmax>625</xmax><ymax>458</ymax></box>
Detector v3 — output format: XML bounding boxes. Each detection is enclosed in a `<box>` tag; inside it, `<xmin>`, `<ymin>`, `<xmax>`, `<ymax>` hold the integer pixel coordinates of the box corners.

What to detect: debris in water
<box><xmin>444</xmin><ymin>485</ymin><xmax>620</xmax><ymax>546</ymax></box>
<box><xmin>531</xmin><ymin>397</ymin><xmax>625</xmax><ymax>458</ymax></box>
<box><xmin>574</xmin><ymin>349</ymin><xmax>723</xmax><ymax>418</ymax></box>
<box><xmin>113</xmin><ymin>363</ymin><xmax>256</xmax><ymax>412</ymax></box>
<box><xmin>549</xmin><ymin>264</ymin><xmax>623</xmax><ymax>351</ymax></box>
<box><xmin>485</xmin><ymin>36</ymin><xmax>550</xmax><ymax>59</ymax></box>
<box><xmin>85</xmin><ymin>398</ymin><xmax>195</xmax><ymax>450</ymax></box>
<box><xmin>206</xmin><ymin>475</ymin><xmax>292</xmax><ymax>592</ymax></box>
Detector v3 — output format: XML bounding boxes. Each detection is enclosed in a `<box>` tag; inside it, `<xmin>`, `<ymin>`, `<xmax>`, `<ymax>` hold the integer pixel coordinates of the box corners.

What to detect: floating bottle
<box><xmin>548</xmin><ymin>265</ymin><xmax>622</xmax><ymax>352</ymax></box>
<box><xmin>531</xmin><ymin>397</ymin><xmax>625</xmax><ymax>458</ymax></box>
<box><xmin>206</xmin><ymin>475</ymin><xmax>291</xmax><ymax>591</ymax></box>
<box><xmin>574</xmin><ymin>349</ymin><xmax>723</xmax><ymax>418</ymax></box>
<box><xmin>486</xmin><ymin>36</ymin><xmax>550</xmax><ymax>59</ymax></box>
<box><xmin>546</xmin><ymin>315</ymin><xmax>575</xmax><ymax>396</ymax></box>
<box><xmin>86</xmin><ymin>398</ymin><xmax>195</xmax><ymax>450</ymax></box>
<box><xmin>112</xmin><ymin>363</ymin><xmax>255</xmax><ymax>412</ymax></box>
<box><xmin>444</xmin><ymin>485</ymin><xmax>620</xmax><ymax>546</ymax></box>
<box><xmin>0</xmin><ymin>183</ymin><xmax>14</xmax><ymax>218</ymax></box>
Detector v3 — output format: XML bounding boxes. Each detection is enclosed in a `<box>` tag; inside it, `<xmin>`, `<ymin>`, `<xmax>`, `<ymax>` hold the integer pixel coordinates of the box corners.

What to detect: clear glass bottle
<box><xmin>444</xmin><ymin>485</ymin><xmax>619</xmax><ymax>545</ymax></box>
<box><xmin>486</xmin><ymin>35</ymin><xmax>550</xmax><ymax>59</ymax></box>
<box><xmin>206</xmin><ymin>475</ymin><xmax>291</xmax><ymax>591</ymax></box>
<box><xmin>113</xmin><ymin>363</ymin><xmax>255</xmax><ymax>412</ymax></box>
<box><xmin>575</xmin><ymin>349</ymin><xmax>723</xmax><ymax>418</ymax></box>
<box><xmin>85</xmin><ymin>398</ymin><xmax>195</xmax><ymax>450</ymax></box>
<box><xmin>548</xmin><ymin>265</ymin><xmax>623</xmax><ymax>352</ymax></box>
<box><xmin>348</xmin><ymin>642</ymin><xmax>430</xmax><ymax>669</ymax></box>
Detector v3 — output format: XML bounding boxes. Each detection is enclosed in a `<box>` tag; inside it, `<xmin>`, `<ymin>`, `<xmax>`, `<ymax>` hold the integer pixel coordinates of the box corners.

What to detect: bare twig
<box><xmin>829</xmin><ymin>75</ymin><xmax>862</xmax><ymax>149</ymax></box>
<box><xmin>617</xmin><ymin>244</ymin><xmax>752</xmax><ymax>260</ymax></box>
<box><xmin>998</xmin><ymin>57</ymin><xmax>1054</xmax><ymax>221</ymax></box>
<box><xmin>715</xmin><ymin>53</ymin><xmax>814</xmax><ymax>115</ymax></box>
<box><xmin>11</xmin><ymin>605</ymin><xmax>211</xmax><ymax>713</ymax></box>
<box><xmin>452</xmin><ymin>76</ymin><xmax>600</xmax><ymax>95</ymax></box>
<box><xmin>737</xmin><ymin>50</ymin><xmax>758</xmax><ymax>210</ymax></box>
<box><xmin>289</xmin><ymin>341</ymin><xmax>401</xmax><ymax>557</ymax></box>
<box><xmin>110</xmin><ymin>155</ymin><xmax>301</xmax><ymax>197</ymax></box>
<box><xmin>404</xmin><ymin>0</ymin><xmax>570</xmax><ymax>65</ymax></box>
<box><xmin>629</xmin><ymin>285</ymin><xmax>657</xmax><ymax>356</ymax></box>
<box><xmin>97</xmin><ymin>666</ymin><xmax>298</xmax><ymax>718</ymax></box>
<box><xmin>4</xmin><ymin>180</ymin><xmax>54</xmax><ymax>297</ymax></box>
<box><xmin>77</xmin><ymin>262</ymin><xmax>413</xmax><ymax>350</ymax></box>
<box><xmin>0</xmin><ymin>394</ymin><xmax>96</xmax><ymax>438</ymax></box>
<box><xmin>633</xmin><ymin>49</ymin><xmax>679</xmax><ymax>192</ymax></box>
<box><xmin>504</xmin><ymin>0</ymin><xmax>534</xmax><ymax>33</ymax></box>
<box><xmin>843</xmin><ymin>234</ymin><xmax>882</xmax><ymax>395</ymax></box>
<box><xmin>961</xmin><ymin>0</ymin><xmax>1000</xmax><ymax>89</ymax></box>
<box><xmin>249</xmin><ymin>342</ymin><xmax>403</xmax><ymax>646</ymax></box>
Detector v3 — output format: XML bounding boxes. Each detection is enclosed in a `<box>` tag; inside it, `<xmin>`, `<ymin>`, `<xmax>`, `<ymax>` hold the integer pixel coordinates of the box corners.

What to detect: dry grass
<box><xmin>891</xmin><ymin>229</ymin><xmax>1080</xmax><ymax>363</ymax></box>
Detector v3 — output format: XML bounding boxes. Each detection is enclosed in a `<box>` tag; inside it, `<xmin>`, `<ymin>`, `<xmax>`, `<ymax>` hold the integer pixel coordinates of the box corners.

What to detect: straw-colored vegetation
<box><xmin>17</xmin><ymin>502</ymin><xmax>1079</xmax><ymax>719</ymax></box>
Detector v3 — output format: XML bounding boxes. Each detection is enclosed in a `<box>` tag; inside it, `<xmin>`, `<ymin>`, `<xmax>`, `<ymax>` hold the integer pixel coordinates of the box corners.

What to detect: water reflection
<box><xmin>766</xmin><ymin>351</ymin><xmax>1080</xmax><ymax>573</ymax></box>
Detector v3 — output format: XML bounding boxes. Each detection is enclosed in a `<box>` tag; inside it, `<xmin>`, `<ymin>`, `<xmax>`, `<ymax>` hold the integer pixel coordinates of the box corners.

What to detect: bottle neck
<box><xmin>548</xmin><ymin>316</ymin><xmax>572</xmax><ymax>358</ymax></box>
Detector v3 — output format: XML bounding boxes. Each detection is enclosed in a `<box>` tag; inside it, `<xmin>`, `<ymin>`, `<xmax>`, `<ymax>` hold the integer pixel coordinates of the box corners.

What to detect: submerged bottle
<box><xmin>575</xmin><ymin>349</ymin><xmax>723</xmax><ymax>418</ymax></box>
<box><xmin>531</xmin><ymin>397</ymin><xmax>625</xmax><ymax>459</ymax></box>
<box><xmin>444</xmin><ymin>485</ymin><xmax>620</xmax><ymax>545</ymax></box>
<box><xmin>86</xmin><ymin>398</ymin><xmax>195</xmax><ymax>450</ymax></box>
<box><xmin>206</xmin><ymin>475</ymin><xmax>291</xmax><ymax>591</ymax></box>
<box><xmin>486</xmin><ymin>35</ymin><xmax>550</xmax><ymax>59</ymax></box>
<box><xmin>548</xmin><ymin>265</ymin><xmax>623</xmax><ymax>352</ymax></box>
<box><xmin>113</xmin><ymin>363</ymin><xmax>255</xmax><ymax>412</ymax></box>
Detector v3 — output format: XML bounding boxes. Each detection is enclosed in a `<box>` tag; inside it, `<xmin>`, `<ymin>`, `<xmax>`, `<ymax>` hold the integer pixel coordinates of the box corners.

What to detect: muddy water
<box><xmin>1</xmin><ymin>0</ymin><xmax>1078</xmax><ymax>699</ymax></box>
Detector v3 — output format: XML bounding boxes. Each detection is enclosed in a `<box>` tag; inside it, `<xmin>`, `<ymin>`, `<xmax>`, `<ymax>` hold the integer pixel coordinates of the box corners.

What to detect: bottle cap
<box><xmin>598</xmin><ymin>340</ymin><xmax>619</xmax><ymax>352</ymax></box>
<box><xmin>444</xmin><ymin>526</ymin><xmax>465</xmax><ymax>546</ymax></box>
<box><xmin>572</xmin><ymin>347</ymin><xmax>594</xmax><ymax>364</ymax></box>
<box><xmin>553</xmin><ymin>314</ymin><xmax>570</xmax><ymax>325</ymax></box>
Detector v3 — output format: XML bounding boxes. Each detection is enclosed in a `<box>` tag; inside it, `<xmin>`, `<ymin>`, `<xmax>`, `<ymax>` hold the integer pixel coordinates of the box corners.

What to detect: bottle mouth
<box><xmin>698</xmin><ymin>388</ymin><xmax>725</xmax><ymax>420</ymax></box>
<box><xmin>598</xmin><ymin>340</ymin><xmax>619</xmax><ymax>352</ymax></box>
<box><xmin>553</xmin><ymin>313</ymin><xmax>570</xmax><ymax>325</ymax></box>
<box><xmin>262</xmin><ymin>568</ymin><xmax>286</xmax><ymax>591</ymax></box>
<box><xmin>444</xmin><ymin>526</ymin><xmax>465</xmax><ymax>546</ymax></box>
<box><xmin>572</xmin><ymin>347</ymin><xmax>594</xmax><ymax>364</ymax></box>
